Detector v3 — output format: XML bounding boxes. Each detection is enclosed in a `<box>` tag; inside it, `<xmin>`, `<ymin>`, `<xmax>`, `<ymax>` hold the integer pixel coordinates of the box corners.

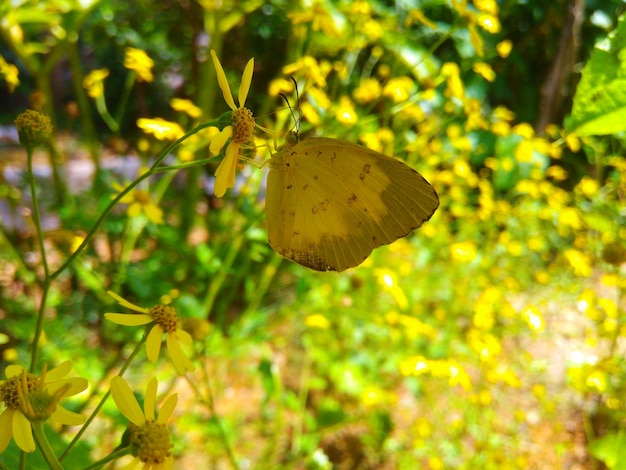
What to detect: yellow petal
<box><xmin>45</xmin><ymin>361</ymin><xmax>72</xmax><ymax>382</ymax></box>
<box><xmin>158</xmin><ymin>393</ymin><xmax>178</xmax><ymax>423</ymax></box>
<box><xmin>46</xmin><ymin>377</ymin><xmax>88</xmax><ymax>397</ymax></box>
<box><xmin>0</xmin><ymin>409</ymin><xmax>14</xmax><ymax>453</ymax></box>
<box><xmin>144</xmin><ymin>378</ymin><xmax>158</xmax><ymax>421</ymax></box>
<box><xmin>166</xmin><ymin>334</ymin><xmax>194</xmax><ymax>374</ymax></box>
<box><xmin>145</xmin><ymin>203</ymin><xmax>164</xmax><ymax>224</ymax></box>
<box><xmin>146</xmin><ymin>324</ymin><xmax>164</xmax><ymax>362</ymax></box>
<box><xmin>107</xmin><ymin>291</ymin><xmax>150</xmax><ymax>313</ymax></box>
<box><xmin>104</xmin><ymin>313</ymin><xmax>153</xmax><ymax>326</ymax></box>
<box><xmin>110</xmin><ymin>376</ymin><xmax>145</xmax><ymax>426</ymax></box>
<box><xmin>6</xmin><ymin>365</ymin><xmax>25</xmax><ymax>378</ymax></box>
<box><xmin>51</xmin><ymin>406</ymin><xmax>85</xmax><ymax>426</ymax></box>
<box><xmin>214</xmin><ymin>143</ymin><xmax>238</xmax><ymax>197</ymax></box>
<box><xmin>210</xmin><ymin>50</ymin><xmax>236</xmax><ymax>110</ymax></box>
<box><xmin>238</xmin><ymin>57</ymin><xmax>254</xmax><ymax>107</ymax></box>
<box><xmin>127</xmin><ymin>202</ymin><xmax>142</xmax><ymax>218</ymax></box>
<box><xmin>13</xmin><ymin>411</ymin><xmax>35</xmax><ymax>452</ymax></box>
<box><xmin>209</xmin><ymin>126</ymin><xmax>233</xmax><ymax>155</ymax></box>
<box><xmin>175</xmin><ymin>329</ymin><xmax>193</xmax><ymax>344</ymax></box>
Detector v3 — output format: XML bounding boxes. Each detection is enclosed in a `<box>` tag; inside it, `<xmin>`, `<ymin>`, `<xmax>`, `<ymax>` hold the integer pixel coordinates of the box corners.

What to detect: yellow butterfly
<box><xmin>266</xmin><ymin>133</ymin><xmax>439</xmax><ymax>271</ymax></box>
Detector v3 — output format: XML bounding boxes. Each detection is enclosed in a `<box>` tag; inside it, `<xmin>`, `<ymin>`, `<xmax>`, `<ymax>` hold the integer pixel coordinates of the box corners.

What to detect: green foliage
<box><xmin>0</xmin><ymin>0</ymin><xmax>625</xmax><ymax>469</ymax></box>
<box><xmin>566</xmin><ymin>12</ymin><xmax>626</xmax><ymax>136</ymax></box>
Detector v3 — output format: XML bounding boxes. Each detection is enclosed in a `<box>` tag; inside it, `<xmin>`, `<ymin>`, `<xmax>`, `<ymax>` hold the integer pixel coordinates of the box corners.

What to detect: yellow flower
<box><xmin>477</xmin><ymin>13</ymin><xmax>501</xmax><ymax>34</ymax></box>
<box><xmin>335</xmin><ymin>96</ymin><xmax>358</xmax><ymax>125</ymax></box>
<box><xmin>288</xmin><ymin>3</ymin><xmax>341</xmax><ymax>37</ymax></box>
<box><xmin>441</xmin><ymin>63</ymin><xmax>465</xmax><ymax>99</ymax></box>
<box><xmin>382</xmin><ymin>76</ymin><xmax>414</xmax><ymax>103</ymax></box>
<box><xmin>169</xmin><ymin>98</ymin><xmax>202</xmax><ymax>119</ymax></box>
<box><xmin>209</xmin><ymin>50</ymin><xmax>256</xmax><ymax>197</ymax></box>
<box><xmin>304</xmin><ymin>314</ymin><xmax>330</xmax><ymax>329</ymax></box>
<box><xmin>0</xmin><ymin>55</ymin><xmax>19</xmax><ymax>92</ymax></box>
<box><xmin>473</xmin><ymin>62</ymin><xmax>495</xmax><ymax>82</ymax></box>
<box><xmin>110</xmin><ymin>376</ymin><xmax>177</xmax><ymax>469</ymax></box>
<box><xmin>405</xmin><ymin>9</ymin><xmax>438</xmax><ymax>29</ymax></box>
<box><xmin>0</xmin><ymin>362</ymin><xmax>87</xmax><ymax>453</ymax></box>
<box><xmin>497</xmin><ymin>40</ymin><xmax>513</xmax><ymax>58</ymax></box>
<box><xmin>124</xmin><ymin>47</ymin><xmax>154</xmax><ymax>82</ymax></box>
<box><xmin>113</xmin><ymin>181</ymin><xmax>164</xmax><ymax>224</ymax></box>
<box><xmin>105</xmin><ymin>291</ymin><xmax>194</xmax><ymax>375</ymax></box>
<box><xmin>84</xmin><ymin>68</ymin><xmax>109</xmax><ymax>99</ymax></box>
<box><xmin>353</xmin><ymin>78</ymin><xmax>382</xmax><ymax>104</ymax></box>
<box><xmin>137</xmin><ymin>118</ymin><xmax>185</xmax><ymax>141</ymax></box>
<box><xmin>282</xmin><ymin>56</ymin><xmax>328</xmax><ymax>88</ymax></box>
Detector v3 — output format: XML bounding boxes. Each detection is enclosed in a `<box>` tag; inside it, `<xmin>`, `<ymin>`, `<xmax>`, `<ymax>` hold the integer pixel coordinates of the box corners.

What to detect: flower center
<box><xmin>150</xmin><ymin>305</ymin><xmax>178</xmax><ymax>333</ymax></box>
<box><xmin>134</xmin><ymin>189</ymin><xmax>151</xmax><ymax>204</ymax></box>
<box><xmin>0</xmin><ymin>372</ymin><xmax>38</xmax><ymax>409</ymax></box>
<box><xmin>232</xmin><ymin>107</ymin><xmax>255</xmax><ymax>144</ymax></box>
<box><xmin>128</xmin><ymin>420</ymin><xmax>172</xmax><ymax>464</ymax></box>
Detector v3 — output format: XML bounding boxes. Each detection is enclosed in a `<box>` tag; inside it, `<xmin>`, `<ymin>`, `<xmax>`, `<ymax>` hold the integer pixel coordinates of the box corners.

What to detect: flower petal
<box><xmin>175</xmin><ymin>329</ymin><xmax>193</xmax><ymax>344</ymax></box>
<box><xmin>13</xmin><ymin>411</ymin><xmax>35</xmax><ymax>452</ymax></box>
<box><xmin>0</xmin><ymin>409</ymin><xmax>14</xmax><ymax>453</ymax></box>
<box><xmin>145</xmin><ymin>203</ymin><xmax>164</xmax><ymax>224</ymax></box>
<box><xmin>47</xmin><ymin>377</ymin><xmax>88</xmax><ymax>397</ymax></box>
<box><xmin>110</xmin><ymin>376</ymin><xmax>145</xmax><ymax>426</ymax></box>
<box><xmin>238</xmin><ymin>57</ymin><xmax>254</xmax><ymax>107</ymax></box>
<box><xmin>158</xmin><ymin>393</ymin><xmax>178</xmax><ymax>423</ymax></box>
<box><xmin>6</xmin><ymin>365</ymin><xmax>25</xmax><ymax>378</ymax></box>
<box><xmin>105</xmin><ymin>313</ymin><xmax>153</xmax><ymax>326</ymax></box>
<box><xmin>144</xmin><ymin>378</ymin><xmax>158</xmax><ymax>421</ymax></box>
<box><xmin>51</xmin><ymin>406</ymin><xmax>85</xmax><ymax>426</ymax></box>
<box><xmin>214</xmin><ymin>143</ymin><xmax>239</xmax><ymax>198</ymax></box>
<box><xmin>45</xmin><ymin>361</ymin><xmax>72</xmax><ymax>382</ymax></box>
<box><xmin>166</xmin><ymin>334</ymin><xmax>194</xmax><ymax>374</ymax></box>
<box><xmin>211</xmin><ymin>50</ymin><xmax>236</xmax><ymax>111</ymax></box>
<box><xmin>107</xmin><ymin>291</ymin><xmax>150</xmax><ymax>314</ymax></box>
<box><xmin>146</xmin><ymin>324</ymin><xmax>164</xmax><ymax>362</ymax></box>
<box><xmin>127</xmin><ymin>202</ymin><xmax>142</xmax><ymax>218</ymax></box>
<box><xmin>209</xmin><ymin>126</ymin><xmax>233</xmax><ymax>155</ymax></box>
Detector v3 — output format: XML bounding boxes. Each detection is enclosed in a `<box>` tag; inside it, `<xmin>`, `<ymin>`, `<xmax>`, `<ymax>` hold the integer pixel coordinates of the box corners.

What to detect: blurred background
<box><xmin>1</xmin><ymin>0</ymin><xmax>625</xmax><ymax>468</ymax></box>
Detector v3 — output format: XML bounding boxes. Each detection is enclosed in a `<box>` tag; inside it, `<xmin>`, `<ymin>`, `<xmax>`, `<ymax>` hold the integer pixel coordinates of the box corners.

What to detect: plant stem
<box><xmin>60</xmin><ymin>336</ymin><xmax>147</xmax><ymax>461</ymax></box>
<box><xmin>32</xmin><ymin>422</ymin><xmax>62</xmax><ymax>470</ymax></box>
<box><xmin>82</xmin><ymin>447</ymin><xmax>131</xmax><ymax>470</ymax></box>
<box><xmin>49</xmin><ymin>120</ymin><xmax>220</xmax><ymax>280</ymax></box>
<box><xmin>26</xmin><ymin>146</ymin><xmax>51</xmax><ymax>372</ymax></box>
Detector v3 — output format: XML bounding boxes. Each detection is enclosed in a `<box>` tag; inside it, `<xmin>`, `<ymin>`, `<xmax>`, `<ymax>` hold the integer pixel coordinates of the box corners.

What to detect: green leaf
<box><xmin>589</xmin><ymin>431</ymin><xmax>626</xmax><ymax>470</ymax></box>
<box><xmin>566</xmin><ymin>12</ymin><xmax>626</xmax><ymax>136</ymax></box>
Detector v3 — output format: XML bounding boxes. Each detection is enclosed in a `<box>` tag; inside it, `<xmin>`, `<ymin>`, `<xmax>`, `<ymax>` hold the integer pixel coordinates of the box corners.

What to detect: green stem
<box><xmin>154</xmin><ymin>157</ymin><xmax>218</xmax><ymax>172</ymax></box>
<box><xmin>94</xmin><ymin>93</ymin><xmax>119</xmax><ymax>135</ymax></box>
<box><xmin>49</xmin><ymin>120</ymin><xmax>220</xmax><ymax>281</ymax></box>
<box><xmin>26</xmin><ymin>146</ymin><xmax>51</xmax><ymax>372</ymax></box>
<box><xmin>29</xmin><ymin>281</ymin><xmax>49</xmax><ymax>373</ymax></box>
<box><xmin>81</xmin><ymin>447</ymin><xmax>131</xmax><ymax>470</ymax></box>
<box><xmin>114</xmin><ymin>70</ymin><xmax>137</xmax><ymax>126</ymax></box>
<box><xmin>32</xmin><ymin>422</ymin><xmax>62</xmax><ymax>470</ymax></box>
<box><xmin>27</xmin><ymin>148</ymin><xmax>50</xmax><ymax>279</ymax></box>
<box><xmin>60</xmin><ymin>336</ymin><xmax>146</xmax><ymax>461</ymax></box>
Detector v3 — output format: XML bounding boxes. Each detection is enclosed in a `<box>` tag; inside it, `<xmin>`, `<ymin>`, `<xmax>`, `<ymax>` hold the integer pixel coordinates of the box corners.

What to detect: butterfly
<box><xmin>264</xmin><ymin>132</ymin><xmax>439</xmax><ymax>271</ymax></box>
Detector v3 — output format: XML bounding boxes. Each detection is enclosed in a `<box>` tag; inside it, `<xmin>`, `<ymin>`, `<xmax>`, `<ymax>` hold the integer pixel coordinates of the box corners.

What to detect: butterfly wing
<box><xmin>266</xmin><ymin>137</ymin><xmax>439</xmax><ymax>271</ymax></box>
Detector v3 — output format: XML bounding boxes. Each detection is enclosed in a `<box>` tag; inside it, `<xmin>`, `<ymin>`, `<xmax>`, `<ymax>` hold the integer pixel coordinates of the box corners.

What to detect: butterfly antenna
<box><xmin>290</xmin><ymin>76</ymin><xmax>301</xmax><ymax>131</ymax></box>
<box><xmin>279</xmin><ymin>78</ymin><xmax>301</xmax><ymax>134</ymax></box>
